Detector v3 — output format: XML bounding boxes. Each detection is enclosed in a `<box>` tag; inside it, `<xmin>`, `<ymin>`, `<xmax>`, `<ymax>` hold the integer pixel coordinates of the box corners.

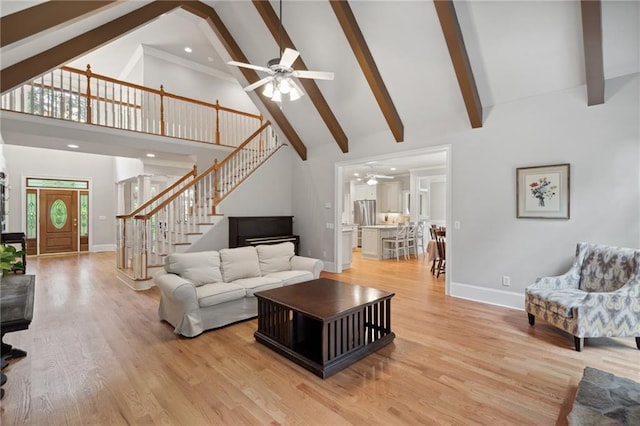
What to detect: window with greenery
<box><xmin>26</xmin><ymin>192</ymin><xmax>37</xmax><ymax>239</ymax></box>
<box><xmin>26</xmin><ymin>86</ymin><xmax>87</xmax><ymax>122</ymax></box>
<box><xmin>27</xmin><ymin>178</ymin><xmax>88</xmax><ymax>189</ymax></box>
<box><xmin>80</xmin><ymin>193</ymin><xmax>88</xmax><ymax>237</ymax></box>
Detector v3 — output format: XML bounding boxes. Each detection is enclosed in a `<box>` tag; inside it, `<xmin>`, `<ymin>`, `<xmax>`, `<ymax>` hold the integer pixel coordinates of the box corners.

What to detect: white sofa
<box><xmin>154</xmin><ymin>242</ymin><xmax>323</xmax><ymax>337</ymax></box>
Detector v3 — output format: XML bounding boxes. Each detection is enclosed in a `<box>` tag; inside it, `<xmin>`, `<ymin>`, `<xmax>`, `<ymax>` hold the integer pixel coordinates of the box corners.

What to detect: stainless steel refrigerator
<box><xmin>354</xmin><ymin>200</ymin><xmax>376</xmax><ymax>226</ymax></box>
<box><xmin>354</xmin><ymin>200</ymin><xmax>376</xmax><ymax>247</ymax></box>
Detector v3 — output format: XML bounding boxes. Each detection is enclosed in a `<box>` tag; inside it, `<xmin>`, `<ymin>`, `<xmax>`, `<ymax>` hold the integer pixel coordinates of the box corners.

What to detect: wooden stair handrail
<box><xmin>116</xmin><ymin>165</ymin><xmax>197</xmax><ymax>220</ymax></box>
<box><xmin>135</xmin><ymin>121</ymin><xmax>273</xmax><ymax>220</ymax></box>
<box><xmin>216</xmin><ymin>121</ymin><xmax>272</xmax><ymax>169</ymax></box>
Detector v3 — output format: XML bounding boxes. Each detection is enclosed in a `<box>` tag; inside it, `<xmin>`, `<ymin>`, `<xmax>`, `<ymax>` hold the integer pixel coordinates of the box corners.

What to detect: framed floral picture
<box><xmin>516</xmin><ymin>163</ymin><xmax>570</xmax><ymax>219</ymax></box>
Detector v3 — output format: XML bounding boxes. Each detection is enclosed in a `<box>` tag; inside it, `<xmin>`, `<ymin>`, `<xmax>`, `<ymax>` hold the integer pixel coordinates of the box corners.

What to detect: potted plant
<box><xmin>0</xmin><ymin>243</ymin><xmax>25</xmax><ymax>275</ymax></box>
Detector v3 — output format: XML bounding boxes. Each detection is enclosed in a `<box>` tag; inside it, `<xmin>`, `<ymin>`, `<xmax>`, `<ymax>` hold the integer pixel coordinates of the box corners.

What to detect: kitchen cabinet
<box><xmin>377</xmin><ymin>182</ymin><xmax>401</xmax><ymax>213</ymax></box>
<box><xmin>342</xmin><ymin>225</ymin><xmax>358</xmax><ymax>249</ymax></box>
<box><xmin>353</xmin><ymin>184</ymin><xmax>376</xmax><ymax>201</ymax></box>
<box><xmin>341</xmin><ymin>228</ymin><xmax>354</xmax><ymax>269</ymax></box>
<box><xmin>360</xmin><ymin>225</ymin><xmax>398</xmax><ymax>259</ymax></box>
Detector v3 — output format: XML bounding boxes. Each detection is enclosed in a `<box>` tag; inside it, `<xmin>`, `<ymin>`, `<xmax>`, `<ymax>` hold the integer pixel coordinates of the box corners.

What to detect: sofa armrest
<box><xmin>153</xmin><ymin>270</ymin><xmax>199</xmax><ymax>312</ymax></box>
<box><xmin>290</xmin><ymin>256</ymin><xmax>324</xmax><ymax>279</ymax></box>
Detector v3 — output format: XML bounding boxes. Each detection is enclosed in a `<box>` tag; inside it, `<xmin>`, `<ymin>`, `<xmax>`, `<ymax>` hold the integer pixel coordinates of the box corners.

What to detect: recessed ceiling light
<box><xmin>390</xmin><ymin>167</ymin><xmax>397</xmax><ymax>171</ymax></box>
<box><xmin>67</xmin><ymin>144</ymin><xmax>79</xmax><ymax>149</ymax></box>
<box><xmin>353</xmin><ymin>172</ymin><xmax>359</xmax><ymax>177</ymax></box>
<box><xmin>207</xmin><ymin>56</ymin><xmax>214</xmax><ymax>62</ymax></box>
<box><xmin>356</xmin><ymin>178</ymin><xmax>362</xmax><ymax>182</ymax></box>
<box><xmin>146</xmin><ymin>153</ymin><xmax>156</xmax><ymax>158</ymax></box>
<box><xmin>184</xmin><ymin>47</ymin><xmax>192</xmax><ymax>53</ymax></box>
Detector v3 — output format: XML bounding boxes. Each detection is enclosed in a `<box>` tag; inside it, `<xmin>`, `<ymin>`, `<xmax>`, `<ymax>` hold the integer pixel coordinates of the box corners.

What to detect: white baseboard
<box><xmin>91</xmin><ymin>244</ymin><xmax>116</xmax><ymax>252</ymax></box>
<box><xmin>322</xmin><ymin>261</ymin><xmax>337</xmax><ymax>273</ymax></box>
<box><xmin>450</xmin><ymin>282</ymin><xmax>525</xmax><ymax>311</ymax></box>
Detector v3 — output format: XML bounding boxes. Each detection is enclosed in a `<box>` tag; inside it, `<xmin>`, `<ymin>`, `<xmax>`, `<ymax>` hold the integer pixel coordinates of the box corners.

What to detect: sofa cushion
<box><xmin>165</xmin><ymin>251</ymin><xmax>222</xmax><ymax>286</ymax></box>
<box><xmin>256</xmin><ymin>242</ymin><xmax>294</xmax><ymax>274</ymax></box>
<box><xmin>196</xmin><ymin>282</ymin><xmax>246</xmax><ymax>308</ymax></box>
<box><xmin>219</xmin><ymin>246</ymin><xmax>261</xmax><ymax>283</ymax></box>
<box><xmin>264</xmin><ymin>270</ymin><xmax>313</xmax><ymax>286</ymax></box>
<box><xmin>232</xmin><ymin>276</ymin><xmax>283</xmax><ymax>297</ymax></box>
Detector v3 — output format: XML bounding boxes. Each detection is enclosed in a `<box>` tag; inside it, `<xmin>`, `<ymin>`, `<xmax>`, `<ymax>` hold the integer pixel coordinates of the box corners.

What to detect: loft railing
<box><xmin>118</xmin><ymin>121</ymin><xmax>283</xmax><ymax>280</ymax></box>
<box><xmin>0</xmin><ymin>65</ymin><xmax>263</xmax><ymax>147</ymax></box>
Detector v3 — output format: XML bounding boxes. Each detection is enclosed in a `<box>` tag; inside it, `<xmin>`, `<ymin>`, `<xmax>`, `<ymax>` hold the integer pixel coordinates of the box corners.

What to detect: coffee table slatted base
<box><xmin>255</xmin><ymin>297</ymin><xmax>395</xmax><ymax>378</ymax></box>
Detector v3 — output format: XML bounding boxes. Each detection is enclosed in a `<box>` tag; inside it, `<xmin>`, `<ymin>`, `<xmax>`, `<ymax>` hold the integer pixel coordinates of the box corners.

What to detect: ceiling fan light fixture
<box><xmin>367</xmin><ymin>177</ymin><xmax>378</xmax><ymax>186</ymax></box>
<box><xmin>279</xmin><ymin>78</ymin><xmax>291</xmax><ymax>94</ymax></box>
<box><xmin>271</xmin><ymin>89</ymin><xmax>282</xmax><ymax>103</ymax></box>
<box><xmin>262</xmin><ymin>81</ymin><xmax>275</xmax><ymax>98</ymax></box>
<box><xmin>289</xmin><ymin>84</ymin><xmax>303</xmax><ymax>101</ymax></box>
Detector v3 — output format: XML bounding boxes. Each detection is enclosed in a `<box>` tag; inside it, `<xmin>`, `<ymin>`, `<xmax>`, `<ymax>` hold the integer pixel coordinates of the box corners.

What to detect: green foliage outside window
<box><xmin>80</xmin><ymin>194</ymin><xmax>88</xmax><ymax>236</ymax></box>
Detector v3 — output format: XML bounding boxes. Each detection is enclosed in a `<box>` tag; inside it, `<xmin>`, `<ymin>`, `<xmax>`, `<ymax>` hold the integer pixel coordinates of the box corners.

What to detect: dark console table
<box><xmin>1</xmin><ymin>274</ymin><xmax>35</xmax><ymax>360</ymax></box>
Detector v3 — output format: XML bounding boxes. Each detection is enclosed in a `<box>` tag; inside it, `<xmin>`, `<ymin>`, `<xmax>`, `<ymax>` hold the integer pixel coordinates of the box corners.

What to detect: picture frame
<box><xmin>516</xmin><ymin>163</ymin><xmax>570</xmax><ymax>219</ymax></box>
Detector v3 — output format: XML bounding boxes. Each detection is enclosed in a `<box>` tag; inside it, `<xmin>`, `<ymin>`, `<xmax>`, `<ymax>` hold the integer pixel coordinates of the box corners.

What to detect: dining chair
<box><xmin>404</xmin><ymin>222</ymin><xmax>418</xmax><ymax>259</ymax></box>
<box><xmin>382</xmin><ymin>223</ymin><xmax>407</xmax><ymax>261</ymax></box>
<box><xmin>434</xmin><ymin>229</ymin><xmax>446</xmax><ymax>277</ymax></box>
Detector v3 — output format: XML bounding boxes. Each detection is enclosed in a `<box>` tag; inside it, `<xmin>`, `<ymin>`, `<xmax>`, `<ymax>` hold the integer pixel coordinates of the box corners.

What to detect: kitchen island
<box><xmin>360</xmin><ymin>225</ymin><xmax>400</xmax><ymax>259</ymax></box>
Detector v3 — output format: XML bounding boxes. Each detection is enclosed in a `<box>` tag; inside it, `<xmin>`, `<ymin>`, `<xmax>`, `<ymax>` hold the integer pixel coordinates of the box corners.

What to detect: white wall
<box><xmin>142</xmin><ymin>54</ymin><xmax>259</xmax><ymax>114</ymax></box>
<box><xmin>2</xmin><ymin>145</ymin><xmax>119</xmax><ymax>250</ymax></box>
<box><xmin>292</xmin><ymin>74</ymin><xmax>640</xmax><ymax>307</ymax></box>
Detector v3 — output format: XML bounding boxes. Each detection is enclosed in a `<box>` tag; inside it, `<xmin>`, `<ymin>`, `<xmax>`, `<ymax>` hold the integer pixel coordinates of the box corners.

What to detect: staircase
<box><xmin>116</xmin><ymin>122</ymin><xmax>283</xmax><ymax>289</ymax></box>
<box><xmin>0</xmin><ymin>64</ymin><xmax>286</xmax><ymax>290</ymax></box>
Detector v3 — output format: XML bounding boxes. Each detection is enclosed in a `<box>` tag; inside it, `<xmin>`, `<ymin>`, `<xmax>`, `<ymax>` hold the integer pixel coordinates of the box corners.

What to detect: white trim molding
<box><xmin>450</xmin><ymin>281</ymin><xmax>525</xmax><ymax>311</ymax></box>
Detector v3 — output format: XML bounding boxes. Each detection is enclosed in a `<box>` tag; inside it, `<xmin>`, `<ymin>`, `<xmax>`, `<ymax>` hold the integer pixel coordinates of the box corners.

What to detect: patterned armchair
<box><xmin>525</xmin><ymin>242</ymin><xmax>640</xmax><ymax>351</ymax></box>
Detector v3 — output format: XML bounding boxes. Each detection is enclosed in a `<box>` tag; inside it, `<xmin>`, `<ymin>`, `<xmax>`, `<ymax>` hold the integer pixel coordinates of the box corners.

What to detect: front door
<box><xmin>39</xmin><ymin>189</ymin><xmax>78</xmax><ymax>254</ymax></box>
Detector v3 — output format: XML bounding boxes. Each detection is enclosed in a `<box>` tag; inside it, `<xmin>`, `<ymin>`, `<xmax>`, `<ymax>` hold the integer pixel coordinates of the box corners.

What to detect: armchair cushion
<box><xmin>580</xmin><ymin>245</ymin><xmax>637</xmax><ymax>292</ymax></box>
<box><xmin>526</xmin><ymin>287</ymin><xmax>587</xmax><ymax>318</ymax></box>
<box><xmin>165</xmin><ymin>250</ymin><xmax>222</xmax><ymax>286</ymax></box>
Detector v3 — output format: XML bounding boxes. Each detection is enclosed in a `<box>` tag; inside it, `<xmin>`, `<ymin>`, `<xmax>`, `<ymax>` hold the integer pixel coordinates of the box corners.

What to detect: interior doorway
<box><xmin>25</xmin><ymin>177</ymin><xmax>90</xmax><ymax>255</ymax></box>
<box><xmin>334</xmin><ymin>145</ymin><xmax>452</xmax><ymax>294</ymax></box>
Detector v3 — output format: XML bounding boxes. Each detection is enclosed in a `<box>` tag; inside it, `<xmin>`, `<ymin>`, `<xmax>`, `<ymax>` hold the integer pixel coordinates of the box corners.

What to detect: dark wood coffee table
<box><xmin>254</xmin><ymin>278</ymin><xmax>395</xmax><ymax>378</ymax></box>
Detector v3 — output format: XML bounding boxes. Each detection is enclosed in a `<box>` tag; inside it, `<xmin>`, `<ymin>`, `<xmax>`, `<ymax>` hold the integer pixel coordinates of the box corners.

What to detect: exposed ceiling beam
<box><xmin>433</xmin><ymin>0</ymin><xmax>482</xmax><ymax>129</ymax></box>
<box><xmin>1</xmin><ymin>1</ymin><xmax>183</xmax><ymax>94</ymax></box>
<box><xmin>580</xmin><ymin>0</ymin><xmax>605</xmax><ymax>106</ymax></box>
<box><xmin>0</xmin><ymin>1</ymin><xmax>117</xmax><ymax>48</ymax></box>
<box><xmin>329</xmin><ymin>0</ymin><xmax>404</xmax><ymax>143</ymax></box>
<box><xmin>182</xmin><ymin>2</ymin><xmax>308</xmax><ymax>160</ymax></box>
<box><xmin>252</xmin><ymin>0</ymin><xmax>348</xmax><ymax>154</ymax></box>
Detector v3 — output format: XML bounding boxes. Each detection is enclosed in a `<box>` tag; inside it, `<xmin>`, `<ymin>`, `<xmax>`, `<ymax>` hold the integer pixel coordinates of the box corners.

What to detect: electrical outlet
<box><xmin>502</xmin><ymin>276</ymin><xmax>511</xmax><ymax>287</ymax></box>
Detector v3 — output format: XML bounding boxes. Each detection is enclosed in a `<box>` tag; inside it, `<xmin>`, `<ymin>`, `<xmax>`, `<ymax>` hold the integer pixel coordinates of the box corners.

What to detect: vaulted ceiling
<box><xmin>1</xmin><ymin>1</ymin><xmax>638</xmax><ymax>161</ymax></box>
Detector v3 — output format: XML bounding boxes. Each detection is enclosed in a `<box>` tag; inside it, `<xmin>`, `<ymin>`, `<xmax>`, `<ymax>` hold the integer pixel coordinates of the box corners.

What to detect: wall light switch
<box><xmin>324</xmin><ymin>202</ymin><xmax>332</xmax><ymax>209</ymax></box>
<box><xmin>99</xmin><ymin>215</ymin><xmax>107</xmax><ymax>220</ymax></box>
<box><xmin>454</xmin><ymin>221</ymin><xmax>461</xmax><ymax>230</ymax></box>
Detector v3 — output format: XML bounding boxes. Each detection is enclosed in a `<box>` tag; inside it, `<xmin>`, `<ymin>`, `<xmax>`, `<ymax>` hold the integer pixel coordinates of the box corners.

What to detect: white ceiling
<box><xmin>1</xmin><ymin>1</ymin><xmax>639</xmax><ymax>165</ymax></box>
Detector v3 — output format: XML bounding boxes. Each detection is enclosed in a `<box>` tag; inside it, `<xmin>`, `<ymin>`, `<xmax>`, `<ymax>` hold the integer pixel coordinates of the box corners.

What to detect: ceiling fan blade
<box><xmin>279</xmin><ymin>48</ymin><xmax>299</xmax><ymax>68</ymax></box>
<box><xmin>292</xmin><ymin>70</ymin><xmax>335</xmax><ymax>80</ymax></box>
<box><xmin>243</xmin><ymin>76</ymin><xmax>274</xmax><ymax>92</ymax></box>
<box><xmin>228</xmin><ymin>61</ymin><xmax>271</xmax><ymax>73</ymax></box>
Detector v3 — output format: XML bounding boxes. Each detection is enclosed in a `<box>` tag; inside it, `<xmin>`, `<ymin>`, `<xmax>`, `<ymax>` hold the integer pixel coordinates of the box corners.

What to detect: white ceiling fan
<box><xmin>365</xmin><ymin>172</ymin><xmax>393</xmax><ymax>186</ymax></box>
<box><xmin>227</xmin><ymin>0</ymin><xmax>334</xmax><ymax>102</ymax></box>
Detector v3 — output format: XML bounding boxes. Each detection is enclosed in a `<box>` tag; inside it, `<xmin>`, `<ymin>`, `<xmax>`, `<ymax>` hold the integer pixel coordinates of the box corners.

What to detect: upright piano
<box><xmin>229</xmin><ymin>216</ymin><xmax>300</xmax><ymax>255</ymax></box>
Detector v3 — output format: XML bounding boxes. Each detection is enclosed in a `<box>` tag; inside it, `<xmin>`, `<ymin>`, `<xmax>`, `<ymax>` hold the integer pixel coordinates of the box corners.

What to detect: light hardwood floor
<box><xmin>1</xmin><ymin>251</ymin><xmax>638</xmax><ymax>425</ymax></box>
